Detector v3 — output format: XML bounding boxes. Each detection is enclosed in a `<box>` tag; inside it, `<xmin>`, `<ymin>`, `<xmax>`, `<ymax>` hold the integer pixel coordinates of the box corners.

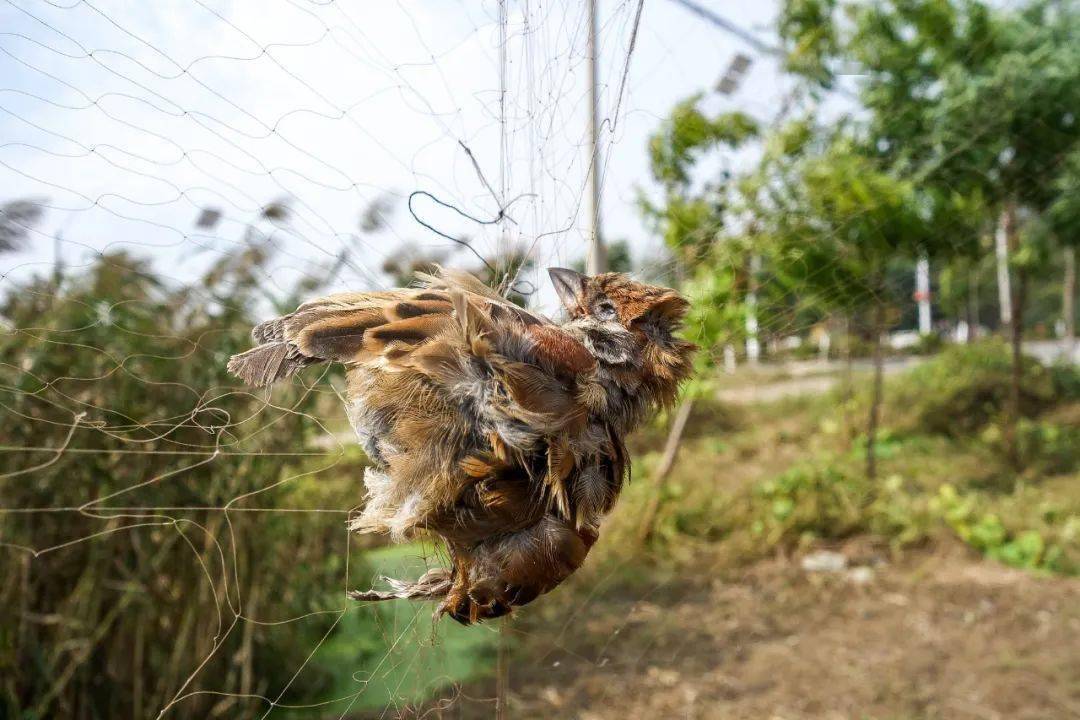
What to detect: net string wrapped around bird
<box><xmin>227</xmin><ymin>266</ymin><xmax>694</xmax><ymax>625</ymax></box>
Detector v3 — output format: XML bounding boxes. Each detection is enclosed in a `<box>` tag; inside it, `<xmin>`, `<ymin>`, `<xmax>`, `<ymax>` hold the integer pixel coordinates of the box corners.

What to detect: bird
<box><xmin>226</xmin><ymin>267</ymin><xmax>694</xmax><ymax>624</ymax></box>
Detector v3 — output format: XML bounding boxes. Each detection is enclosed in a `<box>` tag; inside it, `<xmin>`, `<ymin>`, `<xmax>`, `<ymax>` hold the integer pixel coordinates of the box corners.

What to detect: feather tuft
<box><xmin>227</xmin><ymin>342</ymin><xmax>312</xmax><ymax>387</ymax></box>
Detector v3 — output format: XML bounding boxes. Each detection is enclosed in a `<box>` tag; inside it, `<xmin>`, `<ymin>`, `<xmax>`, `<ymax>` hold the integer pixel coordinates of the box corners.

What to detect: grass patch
<box><xmin>613</xmin><ymin>345</ymin><xmax>1080</xmax><ymax>577</ymax></box>
<box><xmin>304</xmin><ymin>543</ymin><xmax>500</xmax><ymax>714</ymax></box>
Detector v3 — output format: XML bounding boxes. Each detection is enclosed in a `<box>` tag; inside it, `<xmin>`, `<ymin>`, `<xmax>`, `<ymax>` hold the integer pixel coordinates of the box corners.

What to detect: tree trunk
<box><xmin>967</xmin><ymin>264</ymin><xmax>980</xmax><ymax>343</ymax></box>
<box><xmin>1006</xmin><ymin>268</ymin><xmax>1027</xmax><ymax>468</ymax></box>
<box><xmin>1064</xmin><ymin>245</ymin><xmax>1076</xmax><ymax>356</ymax></box>
<box><xmin>1003</xmin><ymin>204</ymin><xmax>1025</xmax><ymax>469</ymax></box>
<box><xmin>637</xmin><ymin>398</ymin><xmax>694</xmax><ymax>544</ymax></box>
<box><xmin>866</xmin><ymin>297</ymin><xmax>886</xmax><ymax>480</ymax></box>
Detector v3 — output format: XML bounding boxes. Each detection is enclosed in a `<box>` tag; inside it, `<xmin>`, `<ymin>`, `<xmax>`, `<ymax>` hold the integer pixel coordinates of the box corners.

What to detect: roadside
<box><xmin>716</xmin><ymin>339</ymin><xmax>1077</xmax><ymax>404</ymax></box>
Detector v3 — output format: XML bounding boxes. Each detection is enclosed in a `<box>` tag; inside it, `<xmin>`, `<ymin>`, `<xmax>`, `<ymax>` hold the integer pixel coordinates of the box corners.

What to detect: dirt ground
<box><xmin>436</xmin><ymin>541</ymin><xmax>1080</xmax><ymax>720</ymax></box>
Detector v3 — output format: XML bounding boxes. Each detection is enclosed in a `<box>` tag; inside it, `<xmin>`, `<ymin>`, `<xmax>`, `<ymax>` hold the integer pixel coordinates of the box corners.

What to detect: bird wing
<box><xmin>227</xmin><ymin>269</ymin><xmax>591</xmax><ymax>386</ymax></box>
<box><xmin>228</xmin><ymin>269</ymin><xmax>603</xmax><ymax>562</ymax></box>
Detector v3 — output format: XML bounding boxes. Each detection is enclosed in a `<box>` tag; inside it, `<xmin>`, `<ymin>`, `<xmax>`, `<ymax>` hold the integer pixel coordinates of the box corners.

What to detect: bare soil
<box><xmin>436</xmin><ymin>541</ymin><xmax>1080</xmax><ymax>719</ymax></box>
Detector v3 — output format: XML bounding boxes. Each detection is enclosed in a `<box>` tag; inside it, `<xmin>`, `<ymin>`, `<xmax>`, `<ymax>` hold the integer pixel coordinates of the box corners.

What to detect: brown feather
<box><xmin>226</xmin><ymin>267</ymin><xmax>696</xmax><ymax>626</ymax></box>
<box><xmin>363</xmin><ymin>314</ymin><xmax>453</xmax><ymax>355</ymax></box>
<box><xmin>226</xmin><ymin>342</ymin><xmax>312</xmax><ymax>387</ymax></box>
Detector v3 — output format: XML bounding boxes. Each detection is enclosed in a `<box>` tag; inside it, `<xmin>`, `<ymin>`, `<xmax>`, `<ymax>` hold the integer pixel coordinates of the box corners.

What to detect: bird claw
<box><xmin>436</xmin><ymin>582</ymin><xmax>515</xmax><ymax>625</ymax></box>
<box><xmin>348</xmin><ymin>568</ymin><xmax>453</xmax><ymax>602</ymax></box>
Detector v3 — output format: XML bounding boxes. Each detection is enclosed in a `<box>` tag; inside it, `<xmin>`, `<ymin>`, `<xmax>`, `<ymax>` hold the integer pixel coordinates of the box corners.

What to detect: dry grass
<box><xmin>413</xmin><ymin>363</ymin><xmax>1080</xmax><ymax>719</ymax></box>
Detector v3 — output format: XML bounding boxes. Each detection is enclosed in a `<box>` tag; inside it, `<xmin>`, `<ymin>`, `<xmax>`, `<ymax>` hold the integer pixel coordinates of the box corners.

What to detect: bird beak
<box><xmin>547</xmin><ymin>267</ymin><xmax>588</xmax><ymax>314</ymax></box>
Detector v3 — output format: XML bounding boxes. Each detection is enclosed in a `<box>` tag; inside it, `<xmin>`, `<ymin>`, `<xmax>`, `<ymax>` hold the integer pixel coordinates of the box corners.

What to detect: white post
<box><xmin>745</xmin><ymin>254</ymin><xmax>761</xmax><ymax>363</ymax></box>
<box><xmin>723</xmin><ymin>344</ymin><xmax>737</xmax><ymax>374</ymax></box>
<box><xmin>995</xmin><ymin>212</ymin><xmax>1012</xmax><ymax>327</ymax></box>
<box><xmin>916</xmin><ymin>255</ymin><xmax>932</xmax><ymax>335</ymax></box>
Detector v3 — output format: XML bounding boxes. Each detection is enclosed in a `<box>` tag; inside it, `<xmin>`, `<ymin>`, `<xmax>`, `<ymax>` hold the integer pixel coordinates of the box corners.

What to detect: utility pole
<box><xmin>586</xmin><ymin>0</ymin><xmax>606</xmax><ymax>274</ymax></box>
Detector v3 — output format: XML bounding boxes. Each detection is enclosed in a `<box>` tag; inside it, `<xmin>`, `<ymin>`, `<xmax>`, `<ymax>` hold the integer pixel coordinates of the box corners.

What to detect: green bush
<box><xmin>750</xmin><ymin>464</ymin><xmax>872</xmax><ymax>547</ymax></box>
<box><xmin>889</xmin><ymin>341</ymin><xmax>1058</xmax><ymax>437</ymax></box>
<box><xmin>1049</xmin><ymin>360</ymin><xmax>1080</xmax><ymax>400</ymax></box>
<box><xmin>912</xmin><ymin>332</ymin><xmax>945</xmax><ymax>356</ymax></box>
<box><xmin>930</xmin><ymin>484</ymin><xmax>1075</xmax><ymax>574</ymax></box>
<box><xmin>1015</xmin><ymin>419</ymin><xmax>1080</xmax><ymax>474</ymax></box>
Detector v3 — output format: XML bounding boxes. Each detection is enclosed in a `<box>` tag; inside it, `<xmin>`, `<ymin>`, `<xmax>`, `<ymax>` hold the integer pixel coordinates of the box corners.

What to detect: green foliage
<box><xmin>747</xmin><ymin>462</ymin><xmax>940</xmax><ymax>552</ymax></box>
<box><xmin>647</xmin><ymin>96</ymin><xmax>758</xmax><ymax>190</ymax></box>
<box><xmin>744</xmin><ymin>455</ymin><xmax>1078</xmax><ymax>574</ymax></box>
<box><xmin>888</xmin><ymin>341</ymin><xmax>1060</xmax><ymax>437</ymax></box>
<box><xmin>1014</xmin><ymin>418</ymin><xmax>1080</xmax><ymax>475</ymax></box>
<box><xmin>0</xmin><ymin>248</ymin><xmax>371</xmax><ymax>717</ymax></box>
<box><xmin>1050</xmin><ymin>361</ymin><xmax>1080</xmax><ymax>400</ymax></box>
<box><xmin>316</xmin><ymin>543</ymin><xmax>499</xmax><ymax>712</ymax></box>
<box><xmin>628</xmin><ymin>343</ymin><xmax>1080</xmax><ymax>577</ymax></box>
<box><xmin>681</xmin><ymin>265</ymin><xmax>747</xmax><ymax>370</ymax></box>
<box><xmin>778</xmin><ymin>0</ymin><xmax>838</xmax><ymax>86</ymax></box>
<box><xmin>931</xmin><ymin>484</ymin><xmax>1073</xmax><ymax>573</ymax></box>
<box><xmin>1046</xmin><ymin>146</ymin><xmax>1080</xmax><ymax>243</ymax></box>
<box><xmin>750</xmin><ymin>463</ymin><xmax>871</xmax><ymax>547</ymax></box>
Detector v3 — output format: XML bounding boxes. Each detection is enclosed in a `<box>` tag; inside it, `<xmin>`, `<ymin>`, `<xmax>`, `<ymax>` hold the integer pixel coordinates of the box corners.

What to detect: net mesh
<box><xmin>2</xmin><ymin>0</ymin><xmax>1065</xmax><ymax>717</ymax></box>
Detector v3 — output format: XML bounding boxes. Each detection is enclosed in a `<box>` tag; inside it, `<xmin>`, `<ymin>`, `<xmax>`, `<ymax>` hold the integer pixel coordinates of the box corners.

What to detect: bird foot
<box><xmin>348</xmin><ymin>568</ymin><xmax>452</xmax><ymax>602</ymax></box>
<box><xmin>436</xmin><ymin>580</ymin><xmax>514</xmax><ymax>625</ymax></box>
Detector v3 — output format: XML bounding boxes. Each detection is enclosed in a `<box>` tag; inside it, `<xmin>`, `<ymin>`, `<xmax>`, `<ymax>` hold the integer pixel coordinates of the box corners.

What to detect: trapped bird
<box><xmin>227</xmin><ymin>267</ymin><xmax>694</xmax><ymax>624</ymax></box>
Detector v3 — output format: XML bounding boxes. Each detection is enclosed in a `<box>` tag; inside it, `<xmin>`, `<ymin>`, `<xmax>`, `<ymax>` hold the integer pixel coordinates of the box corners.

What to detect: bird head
<box><xmin>548</xmin><ymin>267</ymin><xmax>695</xmax><ymax>404</ymax></box>
<box><xmin>548</xmin><ymin>267</ymin><xmax>689</xmax><ymax>335</ymax></box>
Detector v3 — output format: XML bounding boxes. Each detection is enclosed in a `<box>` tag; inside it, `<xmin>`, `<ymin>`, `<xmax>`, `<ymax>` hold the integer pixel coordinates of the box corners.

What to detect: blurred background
<box><xmin>0</xmin><ymin>0</ymin><xmax>1078</xmax><ymax>718</ymax></box>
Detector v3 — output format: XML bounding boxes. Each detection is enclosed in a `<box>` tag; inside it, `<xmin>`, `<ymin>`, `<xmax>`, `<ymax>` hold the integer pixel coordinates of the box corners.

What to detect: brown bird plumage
<box><xmin>227</xmin><ymin>267</ymin><xmax>694</xmax><ymax>624</ymax></box>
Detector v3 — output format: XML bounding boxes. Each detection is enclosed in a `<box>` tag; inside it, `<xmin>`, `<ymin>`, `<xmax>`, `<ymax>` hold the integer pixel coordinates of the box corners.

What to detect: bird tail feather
<box><xmin>226</xmin><ymin>342</ymin><xmax>316</xmax><ymax>387</ymax></box>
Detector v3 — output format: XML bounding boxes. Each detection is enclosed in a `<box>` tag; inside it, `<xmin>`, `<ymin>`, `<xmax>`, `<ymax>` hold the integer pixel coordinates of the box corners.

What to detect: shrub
<box><xmin>1015</xmin><ymin>419</ymin><xmax>1080</xmax><ymax>474</ymax></box>
<box><xmin>1049</xmin><ymin>360</ymin><xmax>1080</xmax><ymax>401</ymax></box>
<box><xmin>750</xmin><ymin>464</ymin><xmax>872</xmax><ymax>547</ymax></box>
<box><xmin>930</xmin><ymin>484</ymin><xmax>1075</xmax><ymax>574</ymax></box>
<box><xmin>888</xmin><ymin>341</ymin><xmax>1058</xmax><ymax>437</ymax></box>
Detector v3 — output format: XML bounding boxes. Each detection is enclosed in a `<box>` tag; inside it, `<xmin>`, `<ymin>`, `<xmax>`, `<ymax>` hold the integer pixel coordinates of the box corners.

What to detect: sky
<box><xmin>0</xmin><ymin>0</ymin><xmax>796</xmax><ymax>310</ymax></box>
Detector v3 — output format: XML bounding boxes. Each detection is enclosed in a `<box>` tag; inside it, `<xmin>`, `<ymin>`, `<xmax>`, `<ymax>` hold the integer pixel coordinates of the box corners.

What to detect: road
<box><xmin>716</xmin><ymin>340</ymin><xmax>1077</xmax><ymax>405</ymax></box>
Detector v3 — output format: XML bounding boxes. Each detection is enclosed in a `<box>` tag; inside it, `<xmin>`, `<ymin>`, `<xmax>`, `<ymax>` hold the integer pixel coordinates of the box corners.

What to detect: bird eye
<box><xmin>596</xmin><ymin>301</ymin><xmax>617</xmax><ymax>320</ymax></box>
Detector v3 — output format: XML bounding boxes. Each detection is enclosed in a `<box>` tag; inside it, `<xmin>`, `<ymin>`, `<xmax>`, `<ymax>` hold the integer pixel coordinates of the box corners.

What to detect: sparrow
<box><xmin>227</xmin><ymin>267</ymin><xmax>694</xmax><ymax>624</ymax></box>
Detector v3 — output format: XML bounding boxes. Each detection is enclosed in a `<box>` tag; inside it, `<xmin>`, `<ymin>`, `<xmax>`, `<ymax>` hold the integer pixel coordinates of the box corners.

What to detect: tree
<box><xmin>763</xmin><ymin>135</ymin><xmax>981</xmax><ymax>477</ymax></box>
<box><xmin>779</xmin><ymin>0</ymin><xmax>1080</xmax><ymax>467</ymax></box>
<box><xmin>0</xmin><ymin>198</ymin><xmax>45</xmax><ymax>252</ymax></box>
<box><xmin>635</xmin><ymin>97</ymin><xmax>760</xmax><ymax>540</ymax></box>
<box><xmin>641</xmin><ymin>95</ymin><xmax>761</xmax><ymax>357</ymax></box>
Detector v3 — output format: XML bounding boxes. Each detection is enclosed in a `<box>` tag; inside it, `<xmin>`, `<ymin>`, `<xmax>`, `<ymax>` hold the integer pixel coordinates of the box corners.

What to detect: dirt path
<box><xmin>715</xmin><ymin>357</ymin><xmax>922</xmax><ymax>404</ymax></box>
<box><xmin>714</xmin><ymin>341</ymin><xmax>1077</xmax><ymax>405</ymax></box>
<box><xmin>443</xmin><ymin>544</ymin><xmax>1080</xmax><ymax>719</ymax></box>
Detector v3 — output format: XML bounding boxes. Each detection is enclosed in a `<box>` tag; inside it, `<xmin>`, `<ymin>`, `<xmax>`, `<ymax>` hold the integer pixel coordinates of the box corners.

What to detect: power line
<box><xmin>670</xmin><ymin>0</ymin><xmax>859</xmax><ymax>100</ymax></box>
<box><xmin>667</xmin><ymin>0</ymin><xmax>782</xmax><ymax>57</ymax></box>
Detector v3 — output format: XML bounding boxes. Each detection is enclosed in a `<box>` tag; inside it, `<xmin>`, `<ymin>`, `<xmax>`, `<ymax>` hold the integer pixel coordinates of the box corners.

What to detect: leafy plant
<box><xmin>930</xmin><ymin>485</ymin><xmax>1073</xmax><ymax>573</ymax></box>
<box><xmin>888</xmin><ymin>341</ymin><xmax>1058</xmax><ymax>437</ymax></box>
